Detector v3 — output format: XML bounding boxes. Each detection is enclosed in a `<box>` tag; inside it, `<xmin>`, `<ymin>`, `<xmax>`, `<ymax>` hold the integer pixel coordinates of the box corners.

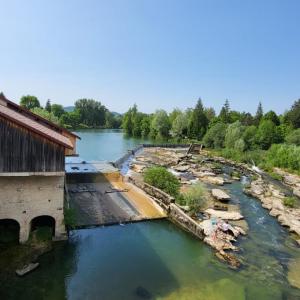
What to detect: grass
<box><xmin>283</xmin><ymin>197</ymin><xmax>297</xmax><ymax>208</ymax></box>
<box><xmin>64</xmin><ymin>207</ymin><xmax>77</xmax><ymax>229</ymax></box>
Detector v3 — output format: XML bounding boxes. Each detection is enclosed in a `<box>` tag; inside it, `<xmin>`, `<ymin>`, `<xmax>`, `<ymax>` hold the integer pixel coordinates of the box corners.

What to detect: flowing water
<box><xmin>1</xmin><ymin>129</ymin><xmax>300</xmax><ymax>299</ymax></box>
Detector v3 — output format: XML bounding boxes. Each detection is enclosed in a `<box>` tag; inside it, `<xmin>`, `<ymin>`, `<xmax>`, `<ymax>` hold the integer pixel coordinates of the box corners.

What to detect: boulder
<box><xmin>201</xmin><ymin>176</ymin><xmax>224</xmax><ymax>185</ymax></box>
<box><xmin>212</xmin><ymin>189</ymin><xmax>231</xmax><ymax>201</ymax></box>
<box><xmin>205</xmin><ymin>209</ymin><xmax>243</xmax><ymax>220</ymax></box>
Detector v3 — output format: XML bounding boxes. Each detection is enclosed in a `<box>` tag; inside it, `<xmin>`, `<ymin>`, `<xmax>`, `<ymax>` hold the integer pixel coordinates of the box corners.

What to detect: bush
<box><xmin>180</xmin><ymin>183</ymin><xmax>207</xmax><ymax>212</ymax></box>
<box><xmin>283</xmin><ymin>197</ymin><xmax>297</xmax><ymax>208</ymax></box>
<box><xmin>144</xmin><ymin>166</ymin><xmax>180</xmax><ymax>197</ymax></box>
<box><xmin>285</xmin><ymin>129</ymin><xmax>300</xmax><ymax>146</ymax></box>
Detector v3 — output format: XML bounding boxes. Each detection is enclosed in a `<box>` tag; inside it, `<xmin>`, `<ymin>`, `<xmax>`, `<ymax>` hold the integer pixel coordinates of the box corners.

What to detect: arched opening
<box><xmin>30</xmin><ymin>216</ymin><xmax>55</xmax><ymax>241</ymax></box>
<box><xmin>0</xmin><ymin>219</ymin><xmax>20</xmax><ymax>245</ymax></box>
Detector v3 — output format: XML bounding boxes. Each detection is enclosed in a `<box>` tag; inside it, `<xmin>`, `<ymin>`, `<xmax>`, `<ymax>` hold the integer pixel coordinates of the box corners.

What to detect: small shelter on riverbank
<box><xmin>0</xmin><ymin>94</ymin><xmax>79</xmax><ymax>243</ymax></box>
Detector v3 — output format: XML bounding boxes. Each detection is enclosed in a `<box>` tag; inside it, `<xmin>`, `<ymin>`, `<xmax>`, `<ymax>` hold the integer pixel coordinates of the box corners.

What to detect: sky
<box><xmin>0</xmin><ymin>0</ymin><xmax>299</xmax><ymax>114</ymax></box>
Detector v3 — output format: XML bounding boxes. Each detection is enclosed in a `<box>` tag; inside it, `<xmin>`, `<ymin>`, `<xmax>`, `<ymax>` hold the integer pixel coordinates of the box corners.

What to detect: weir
<box><xmin>65</xmin><ymin>157</ymin><xmax>166</xmax><ymax>228</ymax></box>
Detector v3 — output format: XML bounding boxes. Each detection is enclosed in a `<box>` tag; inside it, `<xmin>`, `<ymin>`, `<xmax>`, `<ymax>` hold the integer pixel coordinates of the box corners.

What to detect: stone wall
<box><xmin>128</xmin><ymin>177</ymin><xmax>204</xmax><ymax>240</ymax></box>
<box><xmin>0</xmin><ymin>175</ymin><xmax>66</xmax><ymax>243</ymax></box>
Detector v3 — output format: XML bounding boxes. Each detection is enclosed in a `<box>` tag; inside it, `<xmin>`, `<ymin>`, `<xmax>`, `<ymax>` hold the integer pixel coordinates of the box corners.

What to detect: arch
<box><xmin>0</xmin><ymin>218</ymin><xmax>20</xmax><ymax>244</ymax></box>
<box><xmin>30</xmin><ymin>215</ymin><xmax>56</xmax><ymax>237</ymax></box>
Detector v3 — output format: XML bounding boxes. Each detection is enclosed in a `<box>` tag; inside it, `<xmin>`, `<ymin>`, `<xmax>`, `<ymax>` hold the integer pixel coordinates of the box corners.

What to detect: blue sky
<box><xmin>0</xmin><ymin>0</ymin><xmax>299</xmax><ymax>114</ymax></box>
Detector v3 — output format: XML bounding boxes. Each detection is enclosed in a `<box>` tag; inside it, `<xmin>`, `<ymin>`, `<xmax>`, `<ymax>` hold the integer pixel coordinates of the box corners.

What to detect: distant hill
<box><xmin>64</xmin><ymin>106</ymin><xmax>75</xmax><ymax>112</ymax></box>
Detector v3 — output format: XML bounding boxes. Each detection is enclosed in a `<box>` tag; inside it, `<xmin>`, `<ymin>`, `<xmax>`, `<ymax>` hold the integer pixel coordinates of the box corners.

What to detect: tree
<box><xmin>20</xmin><ymin>95</ymin><xmax>40</xmax><ymax>110</ymax></box>
<box><xmin>240</xmin><ymin>112</ymin><xmax>254</xmax><ymax>126</ymax></box>
<box><xmin>285</xmin><ymin>129</ymin><xmax>300</xmax><ymax>146</ymax></box>
<box><xmin>224</xmin><ymin>121</ymin><xmax>245</xmax><ymax>149</ymax></box>
<box><xmin>188</xmin><ymin>99</ymin><xmax>208</xmax><ymax>140</ymax></box>
<box><xmin>218</xmin><ymin>99</ymin><xmax>231</xmax><ymax>123</ymax></box>
<box><xmin>203</xmin><ymin>122</ymin><xmax>227</xmax><ymax>148</ymax></box>
<box><xmin>204</xmin><ymin>107</ymin><xmax>216</xmax><ymax>122</ymax></box>
<box><xmin>170</xmin><ymin>111</ymin><xmax>188</xmax><ymax>139</ymax></box>
<box><xmin>45</xmin><ymin>99</ymin><xmax>51</xmax><ymax>112</ymax></box>
<box><xmin>263</xmin><ymin>110</ymin><xmax>280</xmax><ymax>126</ymax></box>
<box><xmin>254</xmin><ymin>102</ymin><xmax>263</xmax><ymax>125</ymax></box>
<box><xmin>51</xmin><ymin>104</ymin><xmax>65</xmax><ymax>118</ymax></box>
<box><xmin>150</xmin><ymin>110</ymin><xmax>170</xmax><ymax>139</ymax></box>
<box><xmin>59</xmin><ymin>111</ymin><xmax>81</xmax><ymax>129</ymax></box>
<box><xmin>122</xmin><ymin>104</ymin><xmax>137</xmax><ymax>135</ymax></box>
<box><xmin>284</xmin><ymin>99</ymin><xmax>300</xmax><ymax>128</ymax></box>
<box><xmin>30</xmin><ymin>107</ymin><xmax>59</xmax><ymax>124</ymax></box>
<box><xmin>255</xmin><ymin>120</ymin><xmax>277</xmax><ymax>149</ymax></box>
<box><xmin>75</xmin><ymin>98</ymin><xmax>107</xmax><ymax>127</ymax></box>
<box><xmin>242</xmin><ymin>125</ymin><xmax>257</xmax><ymax>150</ymax></box>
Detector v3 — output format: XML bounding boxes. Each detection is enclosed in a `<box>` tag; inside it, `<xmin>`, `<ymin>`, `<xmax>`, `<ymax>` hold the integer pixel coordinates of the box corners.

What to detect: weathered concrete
<box><xmin>0</xmin><ymin>175</ymin><xmax>66</xmax><ymax>243</ymax></box>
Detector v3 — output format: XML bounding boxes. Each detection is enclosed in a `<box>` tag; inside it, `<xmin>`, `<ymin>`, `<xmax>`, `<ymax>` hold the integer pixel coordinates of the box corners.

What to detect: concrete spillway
<box><xmin>65</xmin><ymin>159</ymin><xmax>166</xmax><ymax>227</ymax></box>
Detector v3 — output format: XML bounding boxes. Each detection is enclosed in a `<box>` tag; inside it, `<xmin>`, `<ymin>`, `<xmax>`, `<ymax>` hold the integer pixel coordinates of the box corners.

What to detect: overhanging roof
<box><xmin>0</xmin><ymin>104</ymin><xmax>73</xmax><ymax>149</ymax></box>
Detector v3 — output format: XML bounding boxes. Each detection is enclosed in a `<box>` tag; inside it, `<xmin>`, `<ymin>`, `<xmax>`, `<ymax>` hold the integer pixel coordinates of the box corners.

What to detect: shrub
<box><xmin>283</xmin><ymin>197</ymin><xmax>297</xmax><ymax>208</ymax></box>
<box><xmin>144</xmin><ymin>166</ymin><xmax>180</xmax><ymax>197</ymax></box>
<box><xmin>180</xmin><ymin>183</ymin><xmax>207</xmax><ymax>212</ymax></box>
<box><xmin>285</xmin><ymin>129</ymin><xmax>300</xmax><ymax>146</ymax></box>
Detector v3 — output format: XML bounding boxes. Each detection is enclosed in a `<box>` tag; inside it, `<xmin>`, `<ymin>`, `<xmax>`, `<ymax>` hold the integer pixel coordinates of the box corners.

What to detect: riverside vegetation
<box><xmin>122</xmin><ymin>99</ymin><xmax>300</xmax><ymax>176</ymax></box>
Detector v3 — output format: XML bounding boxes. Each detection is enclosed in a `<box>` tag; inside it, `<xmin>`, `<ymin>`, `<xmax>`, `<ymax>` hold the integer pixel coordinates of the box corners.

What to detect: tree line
<box><xmin>19</xmin><ymin>95</ymin><xmax>122</xmax><ymax>129</ymax></box>
<box><xmin>122</xmin><ymin>98</ymin><xmax>300</xmax><ymax>173</ymax></box>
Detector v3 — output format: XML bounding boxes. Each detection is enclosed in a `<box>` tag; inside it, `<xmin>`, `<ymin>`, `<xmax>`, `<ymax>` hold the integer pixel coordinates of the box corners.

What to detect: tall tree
<box><xmin>20</xmin><ymin>95</ymin><xmax>40</xmax><ymax>110</ymax></box>
<box><xmin>150</xmin><ymin>110</ymin><xmax>170</xmax><ymax>139</ymax></box>
<box><xmin>263</xmin><ymin>110</ymin><xmax>280</xmax><ymax>126</ymax></box>
<box><xmin>218</xmin><ymin>99</ymin><xmax>231</xmax><ymax>123</ymax></box>
<box><xmin>254</xmin><ymin>102</ymin><xmax>263</xmax><ymax>125</ymax></box>
<box><xmin>51</xmin><ymin>104</ymin><xmax>65</xmax><ymax>118</ymax></box>
<box><xmin>45</xmin><ymin>99</ymin><xmax>51</xmax><ymax>112</ymax></box>
<box><xmin>284</xmin><ymin>99</ymin><xmax>300</xmax><ymax>128</ymax></box>
<box><xmin>188</xmin><ymin>98</ymin><xmax>209</xmax><ymax>140</ymax></box>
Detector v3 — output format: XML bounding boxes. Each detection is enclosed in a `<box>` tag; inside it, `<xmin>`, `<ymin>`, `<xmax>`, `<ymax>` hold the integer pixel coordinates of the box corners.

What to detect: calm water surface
<box><xmin>1</xmin><ymin>129</ymin><xmax>300</xmax><ymax>299</ymax></box>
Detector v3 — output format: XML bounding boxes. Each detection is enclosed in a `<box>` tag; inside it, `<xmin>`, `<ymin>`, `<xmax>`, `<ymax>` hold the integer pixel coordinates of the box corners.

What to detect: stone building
<box><xmin>0</xmin><ymin>94</ymin><xmax>79</xmax><ymax>243</ymax></box>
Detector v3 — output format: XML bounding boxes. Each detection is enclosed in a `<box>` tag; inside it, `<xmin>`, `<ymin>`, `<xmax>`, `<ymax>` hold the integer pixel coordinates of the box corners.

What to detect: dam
<box><xmin>65</xmin><ymin>157</ymin><xmax>166</xmax><ymax>227</ymax></box>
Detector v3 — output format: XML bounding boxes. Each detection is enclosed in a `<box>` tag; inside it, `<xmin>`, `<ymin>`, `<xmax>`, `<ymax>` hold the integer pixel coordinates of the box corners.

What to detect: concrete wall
<box><xmin>0</xmin><ymin>175</ymin><xmax>66</xmax><ymax>243</ymax></box>
<box><xmin>128</xmin><ymin>177</ymin><xmax>204</xmax><ymax>240</ymax></box>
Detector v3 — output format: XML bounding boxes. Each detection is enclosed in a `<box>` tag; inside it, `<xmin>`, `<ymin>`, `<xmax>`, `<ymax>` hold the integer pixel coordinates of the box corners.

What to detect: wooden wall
<box><xmin>0</xmin><ymin>117</ymin><xmax>65</xmax><ymax>172</ymax></box>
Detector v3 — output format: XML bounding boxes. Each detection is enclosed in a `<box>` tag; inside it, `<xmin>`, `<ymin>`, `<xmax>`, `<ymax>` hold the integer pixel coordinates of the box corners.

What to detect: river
<box><xmin>1</xmin><ymin>129</ymin><xmax>300</xmax><ymax>299</ymax></box>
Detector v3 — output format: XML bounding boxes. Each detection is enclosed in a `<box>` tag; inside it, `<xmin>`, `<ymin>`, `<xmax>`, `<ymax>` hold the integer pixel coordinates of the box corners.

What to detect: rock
<box><xmin>212</xmin><ymin>189</ymin><xmax>231</xmax><ymax>201</ymax></box>
<box><xmin>205</xmin><ymin>209</ymin><xmax>243</xmax><ymax>220</ymax></box>
<box><xmin>288</xmin><ymin>258</ymin><xmax>300</xmax><ymax>289</ymax></box>
<box><xmin>215</xmin><ymin>251</ymin><xmax>241</xmax><ymax>269</ymax></box>
<box><xmin>173</xmin><ymin>165</ymin><xmax>190</xmax><ymax>172</ymax></box>
<box><xmin>293</xmin><ymin>188</ymin><xmax>300</xmax><ymax>198</ymax></box>
<box><xmin>201</xmin><ymin>176</ymin><xmax>224</xmax><ymax>185</ymax></box>
<box><xmin>16</xmin><ymin>262</ymin><xmax>39</xmax><ymax>276</ymax></box>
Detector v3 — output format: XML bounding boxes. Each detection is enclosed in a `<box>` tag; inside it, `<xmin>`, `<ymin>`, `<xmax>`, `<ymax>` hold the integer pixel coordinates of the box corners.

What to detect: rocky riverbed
<box><xmin>128</xmin><ymin>147</ymin><xmax>250</xmax><ymax>268</ymax></box>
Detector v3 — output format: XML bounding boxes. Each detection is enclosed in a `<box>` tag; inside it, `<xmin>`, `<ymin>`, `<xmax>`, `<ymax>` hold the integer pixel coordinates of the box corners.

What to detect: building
<box><xmin>0</xmin><ymin>94</ymin><xmax>79</xmax><ymax>243</ymax></box>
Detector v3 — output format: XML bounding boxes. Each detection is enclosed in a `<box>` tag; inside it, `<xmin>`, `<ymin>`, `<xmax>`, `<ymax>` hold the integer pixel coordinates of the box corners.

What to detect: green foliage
<box><xmin>203</xmin><ymin>122</ymin><xmax>227</xmax><ymax>148</ymax></box>
<box><xmin>32</xmin><ymin>227</ymin><xmax>52</xmax><ymax>242</ymax></box>
<box><xmin>255</xmin><ymin>120</ymin><xmax>278</xmax><ymax>150</ymax></box>
<box><xmin>263</xmin><ymin>110</ymin><xmax>280</xmax><ymax>126</ymax></box>
<box><xmin>284</xmin><ymin>99</ymin><xmax>300</xmax><ymax>128</ymax></box>
<box><xmin>45</xmin><ymin>99</ymin><xmax>52</xmax><ymax>112</ymax></box>
<box><xmin>20</xmin><ymin>95</ymin><xmax>40</xmax><ymax>110</ymax></box>
<box><xmin>224</xmin><ymin>121</ymin><xmax>245</xmax><ymax>149</ymax></box>
<box><xmin>144</xmin><ymin>166</ymin><xmax>180</xmax><ymax>197</ymax></box>
<box><xmin>285</xmin><ymin>129</ymin><xmax>300</xmax><ymax>146</ymax></box>
<box><xmin>30</xmin><ymin>107</ymin><xmax>59</xmax><ymax>124</ymax></box>
<box><xmin>242</xmin><ymin>125</ymin><xmax>257</xmax><ymax>150</ymax></box>
<box><xmin>150</xmin><ymin>110</ymin><xmax>171</xmax><ymax>140</ymax></box>
<box><xmin>269</xmin><ymin>172</ymin><xmax>283</xmax><ymax>181</ymax></box>
<box><xmin>266</xmin><ymin>144</ymin><xmax>300</xmax><ymax>172</ymax></box>
<box><xmin>218</xmin><ymin>99</ymin><xmax>231</xmax><ymax>123</ymax></box>
<box><xmin>180</xmin><ymin>183</ymin><xmax>207</xmax><ymax>212</ymax></box>
<box><xmin>254</xmin><ymin>102</ymin><xmax>263</xmax><ymax>125</ymax></box>
<box><xmin>170</xmin><ymin>111</ymin><xmax>188</xmax><ymax>139</ymax></box>
<box><xmin>188</xmin><ymin>99</ymin><xmax>208</xmax><ymax>140</ymax></box>
<box><xmin>283</xmin><ymin>197</ymin><xmax>297</xmax><ymax>208</ymax></box>
<box><xmin>51</xmin><ymin>104</ymin><xmax>65</xmax><ymax>118</ymax></box>
<box><xmin>75</xmin><ymin>98</ymin><xmax>107</xmax><ymax>127</ymax></box>
<box><xmin>64</xmin><ymin>208</ymin><xmax>77</xmax><ymax>229</ymax></box>
<box><xmin>60</xmin><ymin>110</ymin><xmax>81</xmax><ymax>129</ymax></box>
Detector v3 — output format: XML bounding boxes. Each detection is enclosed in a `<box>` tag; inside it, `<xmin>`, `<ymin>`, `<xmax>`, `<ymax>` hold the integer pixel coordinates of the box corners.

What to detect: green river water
<box><xmin>1</xmin><ymin>129</ymin><xmax>300</xmax><ymax>300</ymax></box>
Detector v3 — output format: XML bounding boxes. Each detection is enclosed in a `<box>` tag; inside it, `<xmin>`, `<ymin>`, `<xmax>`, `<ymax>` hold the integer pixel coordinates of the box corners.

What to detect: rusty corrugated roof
<box><xmin>0</xmin><ymin>104</ymin><xmax>73</xmax><ymax>149</ymax></box>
